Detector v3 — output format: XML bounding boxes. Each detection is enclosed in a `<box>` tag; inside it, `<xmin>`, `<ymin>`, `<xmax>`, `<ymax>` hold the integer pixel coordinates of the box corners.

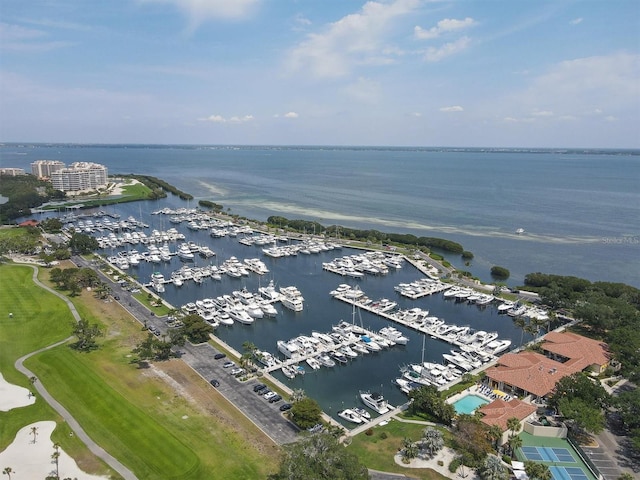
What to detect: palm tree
<box><xmin>525</xmin><ymin>461</ymin><xmax>552</xmax><ymax>480</ymax></box>
<box><xmin>401</xmin><ymin>438</ymin><xmax>418</xmax><ymax>463</ymax></box>
<box><xmin>52</xmin><ymin>443</ymin><xmax>61</xmax><ymax>479</ymax></box>
<box><xmin>480</xmin><ymin>455</ymin><xmax>509</xmax><ymax>480</ymax></box>
<box><xmin>290</xmin><ymin>388</ymin><xmax>306</xmax><ymax>403</ymax></box>
<box><xmin>506</xmin><ymin>417</ymin><xmax>521</xmax><ymax>437</ymax></box>
<box><xmin>514</xmin><ymin>317</ymin><xmax>527</xmax><ymax>347</ymax></box>
<box><xmin>30</xmin><ymin>426</ymin><xmax>38</xmax><ymax>443</ymax></box>
<box><xmin>507</xmin><ymin>434</ymin><xmax>522</xmax><ymax>457</ymax></box>
<box><xmin>2</xmin><ymin>467</ymin><xmax>14</xmax><ymax>479</ymax></box>
<box><xmin>421</xmin><ymin>427</ymin><xmax>444</xmax><ymax>456</ymax></box>
<box><xmin>486</xmin><ymin>424</ymin><xmax>503</xmax><ymax>450</ymax></box>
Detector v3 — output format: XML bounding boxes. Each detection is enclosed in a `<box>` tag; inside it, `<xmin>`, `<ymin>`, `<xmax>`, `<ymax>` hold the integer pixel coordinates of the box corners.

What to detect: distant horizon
<box><xmin>2</xmin><ymin>141</ymin><xmax>639</xmax><ymax>153</ymax></box>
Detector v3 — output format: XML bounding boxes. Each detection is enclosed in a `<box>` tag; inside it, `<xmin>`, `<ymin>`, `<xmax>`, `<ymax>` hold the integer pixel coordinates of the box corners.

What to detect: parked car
<box><xmin>259</xmin><ymin>388</ymin><xmax>272</xmax><ymax>397</ymax></box>
<box><xmin>252</xmin><ymin>383</ymin><xmax>267</xmax><ymax>392</ymax></box>
<box><xmin>268</xmin><ymin>394</ymin><xmax>282</xmax><ymax>403</ymax></box>
<box><xmin>210</xmin><ymin>379</ymin><xmax>220</xmax><ymax>387</ymax></box>
<box><xmin>279</xmin><ymin>403</ymin><xmax>292</xmax><ymax>411</ymax></box>
<box><xmin>222</xmin><ymin>361</ymin><xmax>235</xmax><ymax>369</ymax></box>
<box><xmin>230</xmin><ymin>367</ymin><xmax>245</xmax><ymax>376</ymax></box>
<box><xmin>214</xmin><ymin>353</ymin><xmax>226</xmax><ymax>360</ymax></box>
<box><xmin>263</xmin><ymin>391</ymin><xmax>277</xmax><ymax>401</ymax></box>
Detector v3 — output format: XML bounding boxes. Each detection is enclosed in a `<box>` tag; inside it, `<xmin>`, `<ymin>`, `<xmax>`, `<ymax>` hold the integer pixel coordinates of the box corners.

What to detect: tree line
<box><xmin>266</xmin><ymin>215</ymin><xmax>466</xmax><ymax>254</ymax></box>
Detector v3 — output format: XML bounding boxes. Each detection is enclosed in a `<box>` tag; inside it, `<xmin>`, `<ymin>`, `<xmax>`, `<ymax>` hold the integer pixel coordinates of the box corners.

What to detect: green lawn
<box><xmin>0</xmin><ymin>263</ymin><xmax>278</xmax><ymax>479</ymax></box>
<box><xmin>347</xmin><ymin>419</ymin><xmax>450</xmax><ymax>480</ymax></box>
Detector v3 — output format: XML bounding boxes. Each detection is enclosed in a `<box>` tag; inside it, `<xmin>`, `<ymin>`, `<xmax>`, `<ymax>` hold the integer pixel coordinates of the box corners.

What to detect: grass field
<box><xmin>346</xmin><ymin>419</ymin><xmax>450</xmax><ymax>480</ymax></box>
<box><xmin>0</xmin><ymin>263</ymin><xmax>279</xmax><ymax>479</ymax></box>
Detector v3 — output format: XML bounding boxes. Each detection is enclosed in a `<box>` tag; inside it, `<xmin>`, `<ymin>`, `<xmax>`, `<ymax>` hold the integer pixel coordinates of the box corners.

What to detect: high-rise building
<box><xmin>50</xmin><ymin>162</ymin><xmax>109</xmax><ymax>193</ymax></box>
<box><xmin>31</xmin><ymin>160</ymin><xmax>65</xmax><ymax>178</ymax></box>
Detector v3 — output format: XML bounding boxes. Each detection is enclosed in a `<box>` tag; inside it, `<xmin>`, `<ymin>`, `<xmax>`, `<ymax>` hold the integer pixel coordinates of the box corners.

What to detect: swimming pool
<box><xmin>452</xmin><ymin>394</ymin><xmax>489</xmax><ymax>414</ymax></box>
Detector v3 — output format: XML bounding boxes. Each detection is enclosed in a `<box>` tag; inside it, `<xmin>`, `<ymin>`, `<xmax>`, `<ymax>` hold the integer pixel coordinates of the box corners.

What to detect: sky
<box><xmin>1</xmin><ymin>0</ymin><xmax>639</xmax><ymax>148</ymax></box>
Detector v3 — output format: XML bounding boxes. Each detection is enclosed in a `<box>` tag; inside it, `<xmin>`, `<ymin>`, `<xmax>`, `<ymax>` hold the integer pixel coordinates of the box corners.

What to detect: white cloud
<box><xmin>284</xmin><ymin>112</ymin><xmax>299</xmax><ymax>118</ymax></box>
<box><xmin>424</xmin><ymin>36</ymin><xmax>470</xmax><ymax>62</ymax></box>
<box><xmin>531</xmin><ymin>110</ymin><xmax>554</xmax><ymax>117</ymax></box>
<box><xmin>414</xmin><ymin>17</ymin><xmax>476</xmax><ymax>40</ymax></box>
<box><xmin>140</xmin><ymin>0</ymin><xmax>260</xmax><ymax>27</ymax></box>
<box><xmin>199</xmin><ymin>114</ymin><xmax>254</xmax><ymax>123</ymax></box>
<box><xmin>0</xmin><ymin>22</ymin><xmax>73</xmax><ymax>52</ymax></box>
<box><xmin>604</xmin><ymin>115</ymin><xmax>617</xmax><ymax>122</ymax></box>
<box><xmin>497</xmin><ymin>53</ymin><xmax>640</xmax><ymax>124</ymax></box>
<box><xmin>439</xmin><ymin>105</ymin><xmax>464</xmax><ymax>112</ymax></box>
<box><xmin>570</xmin><ymin>17</ymin><xmax>583</xmax><ymax>25</ymax></box>
<box><xmin>286</xmin><ymin>0</ymin><xmax>420</xmax><ymax>78</ymax></box>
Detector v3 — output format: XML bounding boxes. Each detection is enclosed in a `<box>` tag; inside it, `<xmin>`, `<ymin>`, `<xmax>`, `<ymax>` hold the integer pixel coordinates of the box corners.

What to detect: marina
<box><xmin>54</xmin><ymin>205</ymin><xmax>555</xmax><ymax>425</ymax></box>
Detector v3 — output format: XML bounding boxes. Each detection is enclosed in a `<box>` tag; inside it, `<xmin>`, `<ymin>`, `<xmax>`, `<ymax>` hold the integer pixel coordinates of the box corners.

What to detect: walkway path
<box><xmin>12</xmin><ymin>264</ymin><xmax>138</xmax><ymax>480</ymax></box>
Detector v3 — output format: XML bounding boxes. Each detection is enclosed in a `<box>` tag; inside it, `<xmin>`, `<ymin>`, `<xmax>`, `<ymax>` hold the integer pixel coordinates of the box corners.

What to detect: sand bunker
<box><xmin>0</xmin><ymin>421</ymin><xmax>108</xmax><ymax>479</ymax></box>
<box><xmin>0</xmin><ymin>372</ymin><xmax>35</xmax><ymax>411</ymax></box>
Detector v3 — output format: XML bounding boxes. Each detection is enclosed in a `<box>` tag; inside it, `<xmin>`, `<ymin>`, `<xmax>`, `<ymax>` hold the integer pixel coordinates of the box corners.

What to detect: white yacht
<box><xmin>338</xmin><ymin>409</ymin><xmax>367</xmax><ymax>424</ymax></box>
<box><xmin>359</xmin><ymin>391</ymin><xmax>391</xmax><ymax>415</ymax></box>
<box><xmin>306</xmin><ymin>356</ymin><xmax>321</xmax><ymax>370</ymax></box>
<box><xmin>281</xmin><ymin>295</ymin><xmax>304</xmax><ymax>312</ymax></box>
<box><xmin>277</xmin><ymin>340</ymin><xmax>299</xmax><ymax>359</ymax></box>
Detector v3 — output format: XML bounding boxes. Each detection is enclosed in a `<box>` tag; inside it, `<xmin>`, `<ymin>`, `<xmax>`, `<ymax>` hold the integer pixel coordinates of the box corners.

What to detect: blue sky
<box><xmin>1</xmin><ymin>0</ymin><xmax>638</xmax><ymax>147</ymax></box>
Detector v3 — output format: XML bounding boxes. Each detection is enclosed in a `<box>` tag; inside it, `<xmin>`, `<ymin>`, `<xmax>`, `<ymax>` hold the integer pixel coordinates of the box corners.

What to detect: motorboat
<box><xmin>352</xmin><ymin>407</ymin><xmax>371</xmax><ymax>420</ymax></box>
<box><xmin>317</xmin><ymin>354</ymin><xmax>336</xmax><ymax>368</ymax></box>
<box><xmin>338</xmin><ymin>409</ymin><xmax>367</xmax><ymax>424</ymax></box>
<box><xmin>306</xmin><ymin>356</ymin><xmax>321</xmax><ymax>370</ymax></box>
<box><xmin>359</xmin><ymin>391</ymin><xmax>391</xmax><ymax>415</ymax></box>
<box><xmin>379</xmin><ymin>326</ymin><xmax>409</xmax><ymax>345</ymax></box>
<box><xmin>277</xmin><ymin>340</ymin><xmax>299</xmax><ymax>359</ymax></box>
<box><xmin>281</xmin><ymin>295</ymin><xmax>304</xmax><ymax>312</ymax></box>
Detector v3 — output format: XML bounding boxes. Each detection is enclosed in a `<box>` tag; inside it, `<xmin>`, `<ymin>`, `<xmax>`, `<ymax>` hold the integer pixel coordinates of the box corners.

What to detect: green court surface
<box><xmin>515</xmin><ymin>433</ymin><xmax>597</xmax><ymax>480</ymax></box>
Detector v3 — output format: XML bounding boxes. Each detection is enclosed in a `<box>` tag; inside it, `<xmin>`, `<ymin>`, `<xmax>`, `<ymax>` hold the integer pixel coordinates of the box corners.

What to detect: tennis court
<box><xmin>520</xmin><ymin>446</ymin><xmax>576</xmax><ymax>463</ymax></box>
<box><xmin>549</xmin><ymin>466</ymin><xmax>590</xmax><ymax>480</ymax></box>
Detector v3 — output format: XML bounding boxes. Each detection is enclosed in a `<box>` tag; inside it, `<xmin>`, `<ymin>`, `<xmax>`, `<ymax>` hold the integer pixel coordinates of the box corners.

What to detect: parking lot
<box><xmin>72</xmin><ymin>255</ymin><xmax>300</xmax><ymax>445</ymax></box>
<box><xmin>180</xmin><ymin>342</ymin><xmax>300</xmax><ymax>445</ymax></box>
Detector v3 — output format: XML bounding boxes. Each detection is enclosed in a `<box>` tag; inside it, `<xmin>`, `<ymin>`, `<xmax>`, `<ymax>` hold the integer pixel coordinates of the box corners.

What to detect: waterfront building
<box><xmin>478</xmin><ymin>398</ymin><xmax>538</xmax><ymax>444</ymax></box>
<box><xmin>0</xmin><ymin>167</ymin><xmax>25</xmax><ymax>176</ymax></box>
<box><xmin>50</xmin><ymin>162</ymin><xmax>108</xmax><ymax>193</ymax></box>
<box><xmin>483</xmin><ymin>331</ymin><xmax>610</xmax><ymax>402</ymax></box>
<box><xmin>31</xmin><ymin>160</ymin><xmax>65</xmax><ymax>178</ymax></box>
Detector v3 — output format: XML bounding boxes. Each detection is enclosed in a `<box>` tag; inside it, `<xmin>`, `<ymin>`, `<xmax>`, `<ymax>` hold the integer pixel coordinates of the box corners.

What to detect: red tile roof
<box><xmin>479</xmin><ymin>398</ymin><xmax>537</xmax><ymax>431</ymax></box>
<box><xmin>484</xmin><ymin>351</ymin><xmax>576</xmax><ymax>397</ymax></box>
<box><xmin>18</xmin><ymin>219</ymin><xmax>39</xmax><ymax>227</ymax></box>
<box><xmin>484</xmin><ymin>332</ymin><xmax>610</xmax><ymax>398</ymax></box>
<box><xmin>541</xmin><ymin>331</ymin><xmax>610</xmax><ymax>370</ymax></box>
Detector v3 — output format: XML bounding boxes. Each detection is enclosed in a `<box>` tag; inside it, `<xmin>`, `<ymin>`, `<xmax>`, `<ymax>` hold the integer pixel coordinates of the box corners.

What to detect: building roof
<box><xmin>541</xmin><ymin>331</ymin><xmax>610</xmax><ymax>370</ymax></box>
<box><xmin>18</xmin><ymin>219</ymin><xmax>39</xmax><ymax>227</ymax></box>
<box><xmin>484</xmin><ymin>351</ymin><xmax>576</xmax><ymax>398</ymax></box>
<box><xmin>478</xmin><ymin>397</ymin><xmax>537</xmax><ymax>431</ymax></box>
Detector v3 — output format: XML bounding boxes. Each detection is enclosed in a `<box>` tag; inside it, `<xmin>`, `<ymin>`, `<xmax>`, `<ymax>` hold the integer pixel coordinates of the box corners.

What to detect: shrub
<box><xmin>449</xmin><ymin>457</ymin><xmax>462</xmax><ymax>473</ymax></box>
<box><xmin>379</xmin><ymin>432</ymin><xmax>388</xmax><ymax>439</ymax></box>
<box><xmin>491</xmin><ymin>266</ymin><xmax>510</xmax><ymax>279</ymax></box>
<box><xmin>437</xmin><ymin>460</ymin><xmax>444</xmax><ymax>466</ymax></box>
<box><xmin>502</xmin><ymin>455</ymin><xmax>512</xmax><ymax>464</ymax></box>
<box><xmin>365</xmin><ymin>428</ymin><xmax>374</xmax><ymax>436</ymax></box>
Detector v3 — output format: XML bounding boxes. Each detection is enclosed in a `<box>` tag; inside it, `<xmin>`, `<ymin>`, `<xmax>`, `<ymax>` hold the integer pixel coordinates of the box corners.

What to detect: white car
<box><xmin>263</xmin><ymin>391</ymin><xmax>277</xmax><ymax>401</ymax></box>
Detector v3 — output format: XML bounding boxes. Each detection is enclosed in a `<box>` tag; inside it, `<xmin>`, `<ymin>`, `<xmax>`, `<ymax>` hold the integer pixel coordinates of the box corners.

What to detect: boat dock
<box><xmin>331</xmin><ymin>293</ymin><xmax>500</xmax><ymax>357</ymax></box>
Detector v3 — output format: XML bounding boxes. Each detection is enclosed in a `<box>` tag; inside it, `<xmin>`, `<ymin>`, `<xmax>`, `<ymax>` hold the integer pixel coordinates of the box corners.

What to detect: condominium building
<box><xmin>31</xmin><ymin>160</ymin><xmax>65</xmax><ymax>178</ymax></box>
<box><xmin>50</xmin><ymin>162</ymin><xmax>109</xmax><ymax>193</ymax></box>
<box><xmin>0</xmin><ymin>167</ymin><xmax>25</xmax><ymax>176</ymax></box>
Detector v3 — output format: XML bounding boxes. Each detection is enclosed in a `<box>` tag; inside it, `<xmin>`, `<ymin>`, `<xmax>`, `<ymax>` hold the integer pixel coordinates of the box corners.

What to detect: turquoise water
<box><xmin>453</xmin><ymin>394</ymin><xmax>489</xmax><ymax>415</ymax></box>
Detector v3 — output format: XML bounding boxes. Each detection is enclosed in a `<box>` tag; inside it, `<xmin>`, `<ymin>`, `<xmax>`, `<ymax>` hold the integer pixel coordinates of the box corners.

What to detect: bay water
<box><xmin>2</xmin><ymin>143</ymin><xmax>638</xmax><ymax>421</ymax></box>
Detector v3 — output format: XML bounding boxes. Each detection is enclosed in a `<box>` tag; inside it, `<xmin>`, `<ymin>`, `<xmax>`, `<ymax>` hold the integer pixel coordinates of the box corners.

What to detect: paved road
<box><xmin>13</xmin><ymin>264</ymin><xmax>138</xmax><ymax>480</ymax></box>
<box><xmin>72</xmin><ymin>255</ymin><xmax>302</xmax><ymax>445</ymax></box>
<box><xmin>179</xmin><ymin>342</ymin><xmax>300</xmax><ymax>445</ymax></box>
